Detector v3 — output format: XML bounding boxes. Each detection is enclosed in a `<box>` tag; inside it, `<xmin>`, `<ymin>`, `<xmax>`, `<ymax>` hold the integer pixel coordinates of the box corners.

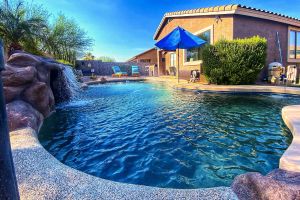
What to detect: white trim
<box><xmin>170</xmin><ymin>52</ymin><xmax>176</xmax><ymax>67</ymax></box>
<box><xmin>183</xmin><ymin>25</ymin><xmax>213</xmax><ymax>66</ymax></box>
<box><xmin>288</xmin><ymin>26</ymin><xmax>300</xmax><ymax>63</ymax></box>
<box><xmin>165</xmin><ymin>10</ymin><xmax>236</xmax><ymax>18</ymax></box>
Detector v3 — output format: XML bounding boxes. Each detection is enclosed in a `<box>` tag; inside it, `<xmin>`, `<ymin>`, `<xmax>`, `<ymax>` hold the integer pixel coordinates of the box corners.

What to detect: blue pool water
<box><xmin>39</xmin><ymin>82</ymin><xmax>300</xmax><ymax>189</ymax></box>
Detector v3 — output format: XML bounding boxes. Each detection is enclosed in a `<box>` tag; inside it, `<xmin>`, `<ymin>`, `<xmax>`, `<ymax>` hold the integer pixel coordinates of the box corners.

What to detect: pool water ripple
<box><xmin>39</xmin><ymin>82</ymin><xmax>300</xmax><ymax>189</ymax></box>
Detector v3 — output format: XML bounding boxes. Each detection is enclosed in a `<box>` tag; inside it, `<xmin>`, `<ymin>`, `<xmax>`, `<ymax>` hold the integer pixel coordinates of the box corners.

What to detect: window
<box><xmin>170</xmin><ymin>53</ymin><xmax>176</xmax><ymax>66</ymax></box>
<box><xmin>186</xmin><ymin>29</ymin><xmax>211</xmax><ymax>62</ymax></box>
<box><xmin>140</xmin><ymin>59</ymin><xmax>151</xmax><ymax>63</ymax></box>
<box><xmin>297</xmin><ymin>32</ymin><xmax>300</xmax><ymax>59</ymax></box>
<box><xmin>289</xmin><ymin>30</ymin><xmax>300</xmax><ymax>59</ymax></box>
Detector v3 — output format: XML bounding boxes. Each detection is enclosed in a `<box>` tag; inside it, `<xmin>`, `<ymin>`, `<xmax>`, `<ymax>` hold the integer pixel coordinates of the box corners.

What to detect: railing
<box><xmin>0</xmin><ymin>40</ymin><xmax>20</xmax><ymax>199</ymax></box>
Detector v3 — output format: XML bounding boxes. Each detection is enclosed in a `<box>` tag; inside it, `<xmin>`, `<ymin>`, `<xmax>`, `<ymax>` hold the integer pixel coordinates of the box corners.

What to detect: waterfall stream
<box><xmin>51</xmin><ymin>65</ymin><xmax>81</xmax><ymax>103</ymax></box>
<box><xmin>62</xmin><ymin>65</ymin><xmax>81</xmax><ymax>96</ymax></box>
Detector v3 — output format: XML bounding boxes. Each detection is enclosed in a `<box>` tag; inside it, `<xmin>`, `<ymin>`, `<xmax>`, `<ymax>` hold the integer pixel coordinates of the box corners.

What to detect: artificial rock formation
<box><xmin>6</xmin><ymin>101</ymin><xmax>43</xmax><ymax>131</ymax></box>
<box><xmin>231</xmin><ymin>169</ymin><xmax>300</xmax><ymax>200</ymax></box>
<box><xmin>1</xmin><ymin>52</ymin><xmax>73</xmax><ymax>132</ymax></box>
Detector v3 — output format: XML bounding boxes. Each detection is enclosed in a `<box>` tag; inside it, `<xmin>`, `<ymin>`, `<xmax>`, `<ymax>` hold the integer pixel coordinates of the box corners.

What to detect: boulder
<box><xmin>231</xmin><ymin>169</ymin><xmax>300</xmax><ymax>200</ymax></box>
<box><xmin>35</xmin><ymin>62</ymin><xmax>63</xmax><ymax>85</ymax></box>
<box><xmin>2</xmin><ymin>65</ymin><xmax>37</xmax><ymax>87</ymax></box>
<box><xmin>1</xmin><ymin>52</ymin><xmax>78</xmax><ymax>132</ymax></box>
<box><xmin>22</xmin><ymin>82</ymin><xmax>54</xmax><ymax>117</ymax></box>
<box><xmin>3</xmin><ymin>86</ymin><xmax>26</xmax><ymax>103</ymax></box>
<box><xmin>7</xmin><ymin>52</ymin><xmax>41</xmax><ymax>67</ymax></box>
<box><xmin>6</xmin><ymin>100</ymin><xmax>43</xmax><ymax>132</ymax></box>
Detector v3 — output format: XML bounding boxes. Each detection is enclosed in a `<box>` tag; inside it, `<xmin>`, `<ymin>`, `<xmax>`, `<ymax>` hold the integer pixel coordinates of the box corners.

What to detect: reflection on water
<box><xmin>39</xmin><ymin>82</ymin><xmax>299</xmax><ymax>189</ymax></box>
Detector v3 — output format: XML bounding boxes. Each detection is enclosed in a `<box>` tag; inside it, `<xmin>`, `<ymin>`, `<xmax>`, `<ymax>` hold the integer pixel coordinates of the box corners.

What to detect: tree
<box><xmin>0</xmin><ymin>1</ymin><xmax>93</xmax><ymax>62</ymax></box>
<box><xmin>83</xmin><ymin>52</ymin><xmax>95</xmax><ymax>60</ymax></box>
<box><xmin>0</xmin><ymin>0</ymin><xmax>48</xmax><ymax>56</ymax></box>
<box><xmin>43</xmin><ymin>14</ymin><xmax>93</xmax><ymax>63</ymax></box>
<box><xmin>97</xmin><ymin>56</ymin><xmax>116</xmax><ymax>62</ymax></box>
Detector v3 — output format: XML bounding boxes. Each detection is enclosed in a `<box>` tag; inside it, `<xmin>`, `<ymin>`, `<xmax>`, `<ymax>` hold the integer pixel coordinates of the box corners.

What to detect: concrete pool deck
<box><xmin>10</xmin><ymin>77</ymin><xmax>300</xmax><ymax>199</ymax></box>
<box><xmin>281</xmin><ymin>105</ymin><xmax>300</xmax><ymax>172</ymax></box>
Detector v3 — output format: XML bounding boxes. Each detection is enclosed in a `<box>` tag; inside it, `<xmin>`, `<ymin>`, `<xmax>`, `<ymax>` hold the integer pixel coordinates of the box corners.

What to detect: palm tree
<box><xmin>0</xmin><ymin>1</ymin><xmax>48</xmax><ymax>56</ymax></box>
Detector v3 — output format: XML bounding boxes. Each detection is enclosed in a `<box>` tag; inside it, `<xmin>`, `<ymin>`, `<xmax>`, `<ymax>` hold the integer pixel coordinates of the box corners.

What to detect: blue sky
<box><xmin>27</xmin><ymin>0</ymin><xmax>300</xmax><ymax>61</ymax></box>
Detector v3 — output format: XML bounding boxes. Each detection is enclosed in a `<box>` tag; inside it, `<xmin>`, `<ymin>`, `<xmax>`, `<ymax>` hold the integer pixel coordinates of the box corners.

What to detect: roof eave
<box><xmin>235</xmin><ymin>7</ymin><xmax>300</xmax><ymax>27</ymax></box>
<box><xmin>153</xmin><ymin>10</ymin><xmax>236</xmax><ymax>40</ymax></box>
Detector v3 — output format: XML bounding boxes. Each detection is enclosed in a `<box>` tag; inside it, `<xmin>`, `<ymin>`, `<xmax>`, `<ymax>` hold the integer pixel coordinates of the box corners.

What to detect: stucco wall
<box><xmin>156</xmin><ymin>15</ymin><xmax>234</xmax><ymax>41</ymax></box>
<box><xmin>75</xmin><ymin>60</ymin><xmax>149</xmax><ymax>76</ymax></box>
<box><xmin>233</xmin><ymin>15</ymin><xmax>290</xmax><ymax>79</ymax></box>
<box><xmin>130</xmin><ymin>49</ymin><xmax>158</xmax><ymax>66</ymax></box>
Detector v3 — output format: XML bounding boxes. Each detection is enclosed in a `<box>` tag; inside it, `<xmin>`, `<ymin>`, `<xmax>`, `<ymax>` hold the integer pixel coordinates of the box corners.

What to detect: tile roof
<box><xmin>154</xmin><ymin>4</ymin><xmax>300</xmax><ymax>39</ymax></box>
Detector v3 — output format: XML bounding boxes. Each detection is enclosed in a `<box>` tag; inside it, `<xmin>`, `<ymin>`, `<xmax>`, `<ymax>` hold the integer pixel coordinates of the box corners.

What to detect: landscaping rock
<box><xmin>1</xmin><ymin>65</ymin><xmax>36</xmax><ymax>86</ymax></box>
<box><xmin>3</xmin><ymin>86</ymin><xmax>26</xmax><ymax>103</ymax></box>
<box><xmin>231</xmin><ymin>169</ymin><xmax>300</xmax><ymax>200</ymax></box>
<box><xmin>7</xmin><ymin>52</ymin><xmax>41</xmax><ymax>67</ymax></box>
<box><xmin>81</xmin><ymin>83</ymin><xmax>88</xmax><ymax>89</ymax></box>
<box><xmin>1</xmin><ymin>51</ymin><xmax>78</xmax><ymax>131</ymax></box>
<box><xmin>22</xmin><ymin>82</ymin><xmax>54</xmax><ymax>117</ymax></box>
<box><xmin>35</xmin><ymin>62</ymin><xmax>64</xmax><ymax>84</ymax></box>
<box><xmin>100</xmin><ymin>77</ymin><xmax>107</xmax><ymax>84</ymax></box>
<box><xmin>6</xmin><ymin>100</ymin><xmax>43</xmax><ymax>132</ymax></box>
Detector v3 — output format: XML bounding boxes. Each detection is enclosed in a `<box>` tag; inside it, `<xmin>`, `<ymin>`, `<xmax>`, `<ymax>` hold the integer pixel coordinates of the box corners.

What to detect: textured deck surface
<box><xmin>11</xmin><ymin>128</ymin><xmax>237</xmax><ymax>200</ymax></box>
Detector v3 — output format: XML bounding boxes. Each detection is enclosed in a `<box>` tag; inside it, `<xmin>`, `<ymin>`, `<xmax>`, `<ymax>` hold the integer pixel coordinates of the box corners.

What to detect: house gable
<box><xmin>154</xmin><ymin>4</ymin><xmax>300</xmax><ymax>40</ymax></box>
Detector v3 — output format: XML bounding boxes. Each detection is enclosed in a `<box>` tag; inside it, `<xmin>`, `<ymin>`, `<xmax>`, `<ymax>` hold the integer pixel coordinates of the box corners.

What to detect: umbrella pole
<box><xmin>177</xmin><ymin>47</ymin><xmax>179</xmax><ymax>84</ymax></box>
<box><xmin>0</xmin><ymin>40</ymin><xmax>20</xmax><ymax>200</ymax></box>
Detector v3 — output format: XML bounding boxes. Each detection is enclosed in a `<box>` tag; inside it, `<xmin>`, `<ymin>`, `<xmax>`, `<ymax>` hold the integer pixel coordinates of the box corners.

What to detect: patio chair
<box><xmin>112</xmin><ymin>66</ymin><xmax>127</xmax><ymax>77</ymax></box>
<box><xmin>131</xmin><ymin>66</ymin><xmax>140</xmax><ymax>77</ymax></box>
<box><xmin>189</xmin><ymin>70</ymin><xmax>200</xmax><ymax>83</ymax></box>
<box><xmin>169</xmin><ymin>66</ymin><xmax>176</xmax><ymax>76</ymax></box>
<box><xmin>287</xmin><ymin>65</ymin><xmax>297</xmax><ymax>84</ymax></box>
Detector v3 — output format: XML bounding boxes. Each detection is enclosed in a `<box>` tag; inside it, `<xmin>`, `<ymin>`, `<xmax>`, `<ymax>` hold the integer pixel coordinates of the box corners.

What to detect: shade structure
<box><xmin>155</xmin><ymin>26</ymin><xmax>207</xmax><ymax>83</ymax></box>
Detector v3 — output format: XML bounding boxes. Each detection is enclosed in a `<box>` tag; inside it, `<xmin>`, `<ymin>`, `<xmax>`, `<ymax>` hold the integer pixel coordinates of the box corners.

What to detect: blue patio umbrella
<box><xmin>155</xmin><ymin>26</ymin><xmax>207</xmax><ymax>83</ymax></box>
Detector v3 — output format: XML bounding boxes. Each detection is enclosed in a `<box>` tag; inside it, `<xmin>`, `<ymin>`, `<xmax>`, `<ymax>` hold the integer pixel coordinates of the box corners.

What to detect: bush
<box><xmin>202</xmin><ymin>36</ymin><xmax>267</xmax><ymax>85</ymax></box>
<box><xmin>56</xmin><ymin>59</ymin><xmax>74</xmax><ymax>66</ymax></box>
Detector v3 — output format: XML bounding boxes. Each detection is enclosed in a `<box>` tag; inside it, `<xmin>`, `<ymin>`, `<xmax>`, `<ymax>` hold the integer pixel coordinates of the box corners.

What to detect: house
<box><xmin>128</xmin><ymin>47</ymin><xmax>167</xmax><ymax>77</ymax></box>
<box><xmin>154</xmin><ymin>4</ymin><xmax>300</xmax><ymax>82</ymax></box>
<box><xmin>127</xmin><ymin>47</ymin><xmax>165</xmax><ymax>66</ymax></box>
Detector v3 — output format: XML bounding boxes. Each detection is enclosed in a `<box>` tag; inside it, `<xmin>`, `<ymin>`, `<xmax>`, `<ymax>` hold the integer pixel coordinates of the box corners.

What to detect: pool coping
<box><xmin>10</xmin><ymin>128</ymin><xmax>237</xmax><ymax>199</ymax></box>
<box><xmin>280</xmin><ymin>106</ymin><xmax>300</xmax><ymax>172</ymax></box>
<box><xmin>10</xmin><ymin>80</ymin><xmax>300</xmax><ymax>199</ymax></box>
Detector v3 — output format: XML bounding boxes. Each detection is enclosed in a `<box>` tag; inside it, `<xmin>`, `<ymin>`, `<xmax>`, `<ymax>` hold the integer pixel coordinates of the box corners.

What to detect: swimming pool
<box><xmin>38</xmin><ymin>82</ymin><xmax>300</xmax><ymax>189</ymax></box>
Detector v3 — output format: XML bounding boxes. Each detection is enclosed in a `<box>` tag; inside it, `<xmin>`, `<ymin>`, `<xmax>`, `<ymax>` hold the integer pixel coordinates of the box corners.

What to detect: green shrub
<box><xmin>202</xmin><ymin>36</ymin><xmax>267</xmax><ymax>85</ymax></box>
<box><xmin>56</xmin><ymin>59</ymin><xmax>74</xmax><ymax>66</ymax></box>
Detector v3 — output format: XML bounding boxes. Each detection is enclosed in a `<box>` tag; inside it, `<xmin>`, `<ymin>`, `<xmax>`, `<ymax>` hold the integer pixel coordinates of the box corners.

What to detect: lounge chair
<box><xmin>131</xmin><ymin>66</ymin><xmax>140</xmax><ymax>77</ymax></box>
<box><xmin>112</xmin><ymin>66</ymin><xmax>127</xmax><ymax>77</ymax></box>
